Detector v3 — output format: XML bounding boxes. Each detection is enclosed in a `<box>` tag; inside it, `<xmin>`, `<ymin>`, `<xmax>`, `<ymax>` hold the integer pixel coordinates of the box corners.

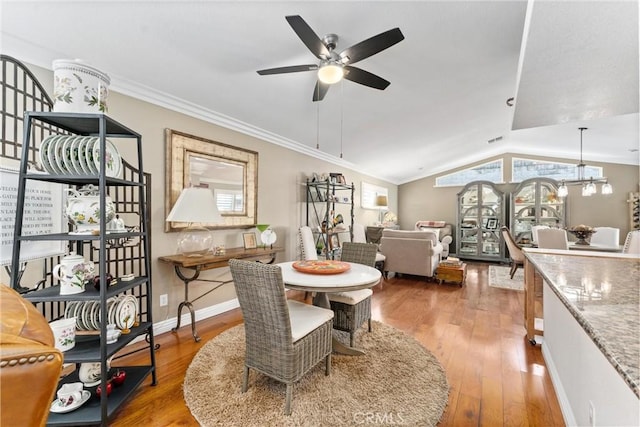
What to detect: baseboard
<box><xmin>541</xmin><ymin>341</ymin><xmax>576</xmax><ymax>426</ymax></box>
<box><xmin>126</xmin><ymin>298</ymin><xmax>240</xmax><ymax>345</ymax></box>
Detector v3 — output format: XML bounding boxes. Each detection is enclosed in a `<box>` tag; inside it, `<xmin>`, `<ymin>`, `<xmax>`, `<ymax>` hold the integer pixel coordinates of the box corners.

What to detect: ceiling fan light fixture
<box><xmin>317</xmin><ymin>62</ymin><xmax>344</xmax><ymax>84</ymax></box>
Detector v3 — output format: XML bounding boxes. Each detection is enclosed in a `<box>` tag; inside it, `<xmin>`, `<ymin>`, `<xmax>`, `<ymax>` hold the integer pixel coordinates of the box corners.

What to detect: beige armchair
<box><xmin>379</xmin><ymin>229</ymin><xmax>443</xmax><ymax>279</ymax></box>
<box><xmin>415</xmin><ymin>221</ymin><xmax>453</xmax><ymax>258</ymax></box>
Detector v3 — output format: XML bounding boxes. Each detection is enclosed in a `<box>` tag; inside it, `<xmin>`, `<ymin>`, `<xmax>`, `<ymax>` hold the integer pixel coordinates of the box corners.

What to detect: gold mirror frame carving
<box><xmin>165</xmin><ymin>129</ymin><xmax>258</xmax><ymax>232</ymax></box>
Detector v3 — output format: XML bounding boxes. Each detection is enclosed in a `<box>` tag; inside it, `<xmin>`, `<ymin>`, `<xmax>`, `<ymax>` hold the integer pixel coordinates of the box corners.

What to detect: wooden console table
<box><xmin>159</xmin><ymin>246</ymin><xmax>284</xmax><ymax>341</ymax></box>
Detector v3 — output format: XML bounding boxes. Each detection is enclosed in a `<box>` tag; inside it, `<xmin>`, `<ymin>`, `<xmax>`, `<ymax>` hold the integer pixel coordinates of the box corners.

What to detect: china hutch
<box><xmin>456</xmin><ymin>181</ymin><xmax>507</xmax><ymax>262</ymax></box>
<box><xmin>510</xmin><ymin>178</ymin><xmax>567</xmax><ymax>246</ymax></box>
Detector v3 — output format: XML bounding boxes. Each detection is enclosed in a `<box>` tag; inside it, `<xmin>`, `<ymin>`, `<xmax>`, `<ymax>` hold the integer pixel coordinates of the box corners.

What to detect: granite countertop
<box><xmin>524</xmin><ymin>249</ymin><xmax>640</xmax><ymax>397</ymax></box>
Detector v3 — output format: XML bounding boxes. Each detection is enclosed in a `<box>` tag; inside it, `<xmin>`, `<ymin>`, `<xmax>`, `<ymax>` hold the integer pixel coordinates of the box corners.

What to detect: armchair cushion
<box><xmin>380</xmin><ymin>230</ymin><xmax>443</xmax><ymax>278</ymax></box>
<box><xmin>415</xmin><ymin>221</ymin><xmax>453</xmax><ymax>257</ymax></box>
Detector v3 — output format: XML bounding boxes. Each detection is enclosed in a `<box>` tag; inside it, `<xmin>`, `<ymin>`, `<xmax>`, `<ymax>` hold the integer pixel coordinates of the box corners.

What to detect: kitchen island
<box><xmin>524</xmin><ymin>248</ymin><xmax>639</xmax><ymax>426</ymax></box>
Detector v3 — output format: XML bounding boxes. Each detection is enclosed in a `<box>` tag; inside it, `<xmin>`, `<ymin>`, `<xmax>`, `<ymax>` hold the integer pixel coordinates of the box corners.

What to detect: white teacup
<box><xmin>57</xmin><ymin>382</ymin><xmax>83</xmax><ymax>407</ymax></box>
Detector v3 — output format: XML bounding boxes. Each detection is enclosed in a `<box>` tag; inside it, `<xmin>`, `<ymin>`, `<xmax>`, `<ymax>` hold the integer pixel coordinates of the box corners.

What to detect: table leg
<box><xmin>172</xmin><ymin>300</ymin><xmax>201</xmax><ymax>342</ymax></box>
<box><xmin>312</xmin><ymin>292</ymin><xmax>366</xmax><ymax>356</ymax></box>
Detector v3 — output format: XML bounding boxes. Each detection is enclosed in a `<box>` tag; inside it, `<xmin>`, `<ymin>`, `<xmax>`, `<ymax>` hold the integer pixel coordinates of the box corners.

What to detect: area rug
<box><xmin>489</xmin><ymin>264</ymin><xmax>525</xmax><ymax>290</ymax></box>
<box><xmin>183</xmin><ymin>321</ymin><xmax>449</xmax><ymax>426</ymax></box>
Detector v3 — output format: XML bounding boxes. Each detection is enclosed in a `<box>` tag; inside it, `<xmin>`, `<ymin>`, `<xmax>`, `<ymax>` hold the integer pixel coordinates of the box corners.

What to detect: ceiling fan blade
<box><xmin>286</xmin><ymin>15</ymin><xmax>330</xmax><ymax>59</ymax></box>
<box><xmin>257</xmin><ymin>64</ymin><xmax>318</xmax><ymax>75</ymax></box>
<box><xmin>339</xmin><ymin>28</ymin><xmax>404</xmax><ymax>65</ymax></box>
<box><xmin>343</xmin><ymin>66</ymin><xmax>390</xmax><ymax>90</ymax></box>
<box><xmin>312</xmin><ymin>81</ymin><xmax>330</xmax><ymax>102</ymax></box>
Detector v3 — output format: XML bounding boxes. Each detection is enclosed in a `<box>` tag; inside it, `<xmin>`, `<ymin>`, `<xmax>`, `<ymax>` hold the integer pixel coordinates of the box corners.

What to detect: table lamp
<box><xmin>375</xmin><ymin>194</ymin><xmax>388</xmax><ymax>225</ymax></box>
<box><xmin>166</xmin><ymin>187</ymin><xmax>222</xmax><ymax>256</ymax></box>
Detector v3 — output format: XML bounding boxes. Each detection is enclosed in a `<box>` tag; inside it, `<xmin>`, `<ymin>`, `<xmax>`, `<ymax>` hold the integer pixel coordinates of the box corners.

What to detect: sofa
<box><xmin>415</xmin><ymin>221</ymin><xmax>454</xmax><ymax>258</ymax></box>
<box><xmin>379</xmin><ymin>229</ymin><xmax>443</xmax><ymax>279</ymax></box>
<box><xmin>1</xmin><ymin>285</ymin><xmax>63</xmax><ymax>427</ymax></box>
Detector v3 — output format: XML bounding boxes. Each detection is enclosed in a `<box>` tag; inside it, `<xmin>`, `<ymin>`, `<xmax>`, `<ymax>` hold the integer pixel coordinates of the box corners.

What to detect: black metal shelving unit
<box><xmin>305</xmin><ymin>179</ymin><xmax>354</xmax><ymax>259</ymax></box>
<box><xmin>10</xmin><ymin>112</ymin><xmax>156</xmax><ymax>426</ymax></box>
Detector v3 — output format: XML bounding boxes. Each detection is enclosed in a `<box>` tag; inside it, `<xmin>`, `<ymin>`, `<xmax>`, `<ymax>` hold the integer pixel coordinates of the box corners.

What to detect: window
<box><xmin>435</xmin><ymin>159</ymin><xmax>503</xmax><ymax>187</ymax></box>
<box><xmin>512</xmin><ymin>158</ymin><xmax>603</xmax><ymax>182</ymax></box>
<box><xmin>215</xmin><ymin>190</ymin><xmax>244</xmax><ymax>213</ymax></box>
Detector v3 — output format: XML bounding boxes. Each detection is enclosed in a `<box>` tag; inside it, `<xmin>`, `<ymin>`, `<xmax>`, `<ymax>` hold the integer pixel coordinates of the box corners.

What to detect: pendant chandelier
<box><xmin>557</xmin><ymin>127</ymin><xmax>613</xmax><ymax>197</ymax></box>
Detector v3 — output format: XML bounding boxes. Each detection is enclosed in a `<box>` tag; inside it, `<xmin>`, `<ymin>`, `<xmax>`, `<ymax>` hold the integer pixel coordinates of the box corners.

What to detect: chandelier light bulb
<box><xmin>317</xmin><ymin>62</ymin><xmax>344</xmax><ymax>84</ymax></box>
<box><xmin>581</xmin><ymin>184</ymin><xmax>592</xmax><ymax>197</ymax></box>
<box><xmin>557</xmin><ymin>182</ymin><xmax>568</xmax><ymax>198</ymax></box>
<box><xmin>601</xmin><ymin>181</ymin><xmax>613</xmax><ymax>195</ymax></box>
<box><xmin>586</xmin><ymin>180</ymin><xmax>596</xmax><ymax>195</ymax></box>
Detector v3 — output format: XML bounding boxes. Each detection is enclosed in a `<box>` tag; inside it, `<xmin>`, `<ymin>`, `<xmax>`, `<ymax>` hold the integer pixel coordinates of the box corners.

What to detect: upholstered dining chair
<box><xmin>328</xmin><ymin>242</ymin><xmax>378</xmax><ymax>347</ymax></box>
<box><xmin>590</xmin><ymin>227</ymin><xmax>620</xmax><ymax>247</ymax></box>
<box><xmin>531</xmin><ymin>225</ymin><xmax>550</xmax><ymax>246</ymax></box>
<box><xmin>352</xmin><ymin>223</ymin><xmax>386</xmax><ymax>273</ymax></box>
<box><xmin>622</xmin><ymin>230</ymin><xmax>640</xmax><ymax>254</ymax></box>
<box><xmin>537</xmin><ymin>228</ymin><xmax>569</xmax><ymax>250</ymax></box>
<box><xmin>228</xmin><ymin>259</ymin><xmax>333</xmax><ymax>415</ymax></box>
<box><xmin>299</xmin><ymin>226</ymin><xmax>318</xmax><ymax>260</ymax></box>
<box><xmin>500</xmin><ymin>226</ymin><xmax>525</xmax><ymax>279</ymax></box>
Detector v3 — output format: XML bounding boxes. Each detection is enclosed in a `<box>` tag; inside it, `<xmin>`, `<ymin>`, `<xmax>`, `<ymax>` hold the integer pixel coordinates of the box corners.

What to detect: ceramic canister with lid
<box><xmin>66</xmin><ymin>184</ymin><xmax>116</xmax><ymax>234</ymax></box>
<box><xmin>52</xmin><ymin>59</ymin><xmax>110</xmax><ymax>113</ymax></box>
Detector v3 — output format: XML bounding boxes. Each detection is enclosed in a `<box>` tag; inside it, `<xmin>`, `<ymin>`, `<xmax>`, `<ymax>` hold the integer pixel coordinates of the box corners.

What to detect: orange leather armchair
<box><xmin>1</xmin><ymin>285</ymin><xmax>63</xmax><ymax>427</ymax></box>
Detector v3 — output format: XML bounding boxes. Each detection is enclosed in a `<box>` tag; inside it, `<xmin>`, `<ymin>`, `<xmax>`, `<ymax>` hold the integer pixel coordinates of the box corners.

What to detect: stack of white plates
<box><xmin>39</xmin><ymin>135</ymin><xmax>122</xmax><ymax>178</ymax></box>
<box><xmin>64</xmin><ymin>295</ymin><xmax>137</xmax><ymax>332</ymax></box>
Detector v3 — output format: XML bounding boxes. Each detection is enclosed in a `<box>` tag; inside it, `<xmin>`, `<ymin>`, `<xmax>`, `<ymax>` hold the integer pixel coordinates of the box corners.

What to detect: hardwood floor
<box><xmin>110</xmin><ymin>262</ymin><xmax>564</xmax><ymax>426</ymax></box>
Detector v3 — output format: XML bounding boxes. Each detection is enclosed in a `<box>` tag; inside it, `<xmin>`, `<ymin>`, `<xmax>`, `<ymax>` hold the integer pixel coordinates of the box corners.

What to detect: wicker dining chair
<box><xmin>328</xmin><ymin>242</ymin><xmax>378</xmax><ymax>347</ymax></box>
<box><xmin>228</xmin><ymin>259</ymin><xmax>333</xmax><ymax>415</ymax></box>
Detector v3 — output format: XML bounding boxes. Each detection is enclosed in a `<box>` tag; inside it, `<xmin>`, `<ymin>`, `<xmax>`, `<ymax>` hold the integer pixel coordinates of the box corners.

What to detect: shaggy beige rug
<box><xmin>489</xmin><ymin>265</ymin><xmax>525</xmax><ymax>290</ymax></box>
<box><xmin>184</xmin><ymin>321</ymin><xmax>449</xmax><ymax>426</ymax></box>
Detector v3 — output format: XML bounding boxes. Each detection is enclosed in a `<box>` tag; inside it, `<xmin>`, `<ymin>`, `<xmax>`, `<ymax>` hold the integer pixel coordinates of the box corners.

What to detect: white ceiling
<box><xmin>1</xmin><ymin>1</ymin><xmax>638</xmax><ymax>184</ymax></box>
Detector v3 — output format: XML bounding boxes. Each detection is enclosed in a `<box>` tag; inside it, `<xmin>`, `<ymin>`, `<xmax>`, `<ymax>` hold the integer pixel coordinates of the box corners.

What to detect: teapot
<box><xmin>66</xmin><ymin>184</ymin><xmax>116</xmax><ymax>234</ymax></box>
<box><xmin>53</xmin><ymin>252</ymin><xmax>95</xmax><ymax>295</ymax></box>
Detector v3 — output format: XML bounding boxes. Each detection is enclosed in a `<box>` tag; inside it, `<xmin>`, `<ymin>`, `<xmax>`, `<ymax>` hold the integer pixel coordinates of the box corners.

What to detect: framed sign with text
<box><xmin>0</xmin><ymin>167</ymin><xmax>67</xmax><ymax>265</ymax></box>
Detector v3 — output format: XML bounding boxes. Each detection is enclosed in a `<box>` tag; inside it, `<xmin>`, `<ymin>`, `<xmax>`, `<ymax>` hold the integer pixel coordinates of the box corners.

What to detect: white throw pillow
<box><xmin>420</xmin><ymin>227</ymin><xmax>440</xmax><ymax>240</ymax></box>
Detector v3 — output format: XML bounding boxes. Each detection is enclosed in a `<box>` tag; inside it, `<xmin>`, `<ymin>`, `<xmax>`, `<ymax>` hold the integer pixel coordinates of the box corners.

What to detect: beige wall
<box><xmin>399</xmin><ymin>153</ymin><xmax>639</xmax><ymax>253</ymax></box>
<box><xmin>8</xmin><ymin>63</ymin><xmax>396</xmax><ymax>319</ymax></box>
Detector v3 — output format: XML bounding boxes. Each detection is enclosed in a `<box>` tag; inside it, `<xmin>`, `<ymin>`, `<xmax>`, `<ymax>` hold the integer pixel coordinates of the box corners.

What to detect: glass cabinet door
<box><xmin>456</xmin><ymin>181</ymin><xmax>506</xmax><ymax>261</ymax></box>
<box><xmin>511</xmin><ymin>178</ymin><xmax>566</xmax><ymax>246</ymax></box>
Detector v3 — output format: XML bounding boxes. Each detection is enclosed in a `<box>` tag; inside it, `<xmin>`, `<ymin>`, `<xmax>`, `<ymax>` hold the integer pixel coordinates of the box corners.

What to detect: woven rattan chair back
<box><xmin>339</xmin><ymin>242</ymin><xmax>377</xmax><ymax>267</ymax></box>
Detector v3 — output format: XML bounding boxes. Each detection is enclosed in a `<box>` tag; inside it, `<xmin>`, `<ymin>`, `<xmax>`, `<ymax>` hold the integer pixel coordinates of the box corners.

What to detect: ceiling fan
<box><xmin>257</xmin><ymin>15</ymin><xmax>405</xmax><ymax>101</ymax></box>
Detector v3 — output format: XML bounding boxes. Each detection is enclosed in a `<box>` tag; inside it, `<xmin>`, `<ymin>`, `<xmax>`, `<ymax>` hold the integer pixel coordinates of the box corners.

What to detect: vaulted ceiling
<box><xmin>2</xmin><ymin>1</ymin><xmax>637</xmax><ymax>184</ymax></box>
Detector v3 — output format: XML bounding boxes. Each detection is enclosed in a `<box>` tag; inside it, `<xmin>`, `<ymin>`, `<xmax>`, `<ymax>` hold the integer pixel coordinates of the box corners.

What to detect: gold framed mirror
<box><xmin>165</xmin><ymin>129</ymin><xmax>258</xmax><ymax>232</ymax></box>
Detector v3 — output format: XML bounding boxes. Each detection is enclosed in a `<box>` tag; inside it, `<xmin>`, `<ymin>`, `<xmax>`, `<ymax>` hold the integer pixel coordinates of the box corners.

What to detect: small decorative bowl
<box><xmin>567</xmin><ymin>225</ymin><xmax>596</xmax><ymax>245</ymax></box>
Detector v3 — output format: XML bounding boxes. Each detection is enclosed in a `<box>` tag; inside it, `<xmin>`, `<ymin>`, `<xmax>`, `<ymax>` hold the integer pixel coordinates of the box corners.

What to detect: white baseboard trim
<box><xmin>541</xmin><ymin>341</ymin><xmax>576</xmax><ymax>426</ymax></box>
<box><xmin>152</xmin><ymin>298</ymin><xmax>240</xmax><ymax>336</ymax></box>
<box><xmin>125</xmin><ymin>298</ymin><xmax>240</xmax><ymax>346</ymax></box>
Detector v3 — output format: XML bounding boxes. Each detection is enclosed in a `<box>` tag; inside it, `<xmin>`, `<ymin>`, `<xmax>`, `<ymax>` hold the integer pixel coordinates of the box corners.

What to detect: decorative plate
<box><xmin>53</xmin><ymin>135</ymin><xmax>70</xmax><ymax>174</ymax></box>
<box><xmin>50</xmin><ymin>390</ymin><xmax>91</xmax><ymax>414</ymax></box>
<box><xmin>76</xmin><ymin>137</ymin><xmax>93</xmax><ymax>174</ymax></box>
<box><xmin>92</xmin><ymin>139</ymin><xmax>122</xmax><ymax>178</ymax></box>
<box><xmin>292</xmin><ymin>260</ymin><xmax>351</xmax><ymax>275</ymax></box>
<box><xmin>84</xmin><ymin>137</ymin><xmax>98</xmax><ymax>174</ymax></box>
<box><xmin>39</xmin><ymin>135</ymin><xmax>58</xmax><ymax>173</ymax></box>
<box><xmin>61</xmin><ymin>136</ymin><xmax>78</xmax><ymax>174</ymax></box>
<box><xmin>115</xmin><ymin>296</ymin><xmax>137</xmax><ymax>330</ymax></box>
<box><xmin>260</xmin><ymin>229</ymin><xmax>277</xmax><ymax>245</ymax></box>
<box><xmin>46</xmin><ymin>135</ymin><xmax>64</xmax><ymax>174</ymax></box>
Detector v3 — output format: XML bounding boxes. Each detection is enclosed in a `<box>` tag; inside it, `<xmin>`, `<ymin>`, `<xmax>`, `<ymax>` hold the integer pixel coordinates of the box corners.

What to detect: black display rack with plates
<box><xmin>9</xmin><ymin>112</ymin><xmax>156</xmax><ymax>426</ymax></box>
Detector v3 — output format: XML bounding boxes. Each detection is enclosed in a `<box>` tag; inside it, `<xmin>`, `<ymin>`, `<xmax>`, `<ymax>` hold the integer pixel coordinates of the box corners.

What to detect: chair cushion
<box><xmin>375</xmin><ymin>252</ymin><xmax>386</xmax><ymax>262</ymax></box>
<box><xmin>286</xmin><ymin>300</ymin><xmax>334</xmax><ymax>342</ymax></box>
<box><xmin>327</xmin><ymin>288</ymin><xmax>373</xmax><ymax>305</ymax></box>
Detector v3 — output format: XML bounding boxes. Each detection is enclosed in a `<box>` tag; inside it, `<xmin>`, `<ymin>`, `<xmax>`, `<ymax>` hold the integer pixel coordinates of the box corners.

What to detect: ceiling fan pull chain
<box><xmin>340</xmin><ymin>80</ymin><xmax>344</xmax><ymax>159</ymax></box>
<box><xmin>316</xmin><ymin>91</ymin><xmax>320</xmax><ymax>150</ymax></box>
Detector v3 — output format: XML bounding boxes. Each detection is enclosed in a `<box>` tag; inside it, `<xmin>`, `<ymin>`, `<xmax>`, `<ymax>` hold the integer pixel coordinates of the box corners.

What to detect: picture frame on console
<box><xmin>243</xmin><ymin>232</ymin><xmax>257</xmax><ymax>249</ymax></box>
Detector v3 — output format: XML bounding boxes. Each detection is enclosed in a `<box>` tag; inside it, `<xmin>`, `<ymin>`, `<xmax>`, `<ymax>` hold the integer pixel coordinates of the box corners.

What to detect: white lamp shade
<box><xmin>166</xmin><ymin>187</ymin><xmax>222</xmax><ymax>224</ymax></box>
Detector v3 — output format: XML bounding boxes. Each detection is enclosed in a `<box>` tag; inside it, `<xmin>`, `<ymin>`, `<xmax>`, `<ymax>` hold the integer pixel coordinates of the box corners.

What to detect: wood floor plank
<box><xmin>106</xmin><ymin>262</ymin><xmax>564</xmax><ymax>426</ymax></box>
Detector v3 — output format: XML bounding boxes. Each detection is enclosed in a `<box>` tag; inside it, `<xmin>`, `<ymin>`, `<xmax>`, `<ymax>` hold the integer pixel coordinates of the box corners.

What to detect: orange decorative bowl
<box><xmin>567</xmin><ymin>225</ymin><xmax>596</xmax><ymax>245</ymax></box>
<box><xmin>292</xmin><ymin>260</ymin><xmax>351</xmax><ymax>275</ymax></box>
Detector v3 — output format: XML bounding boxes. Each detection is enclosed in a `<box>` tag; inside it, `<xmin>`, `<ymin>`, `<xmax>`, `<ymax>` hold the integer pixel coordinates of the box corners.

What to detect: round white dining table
<box><xmin>276</xmin><ymin>261</ymin><xmax>381</xmax><ymax>355</ymax></box>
